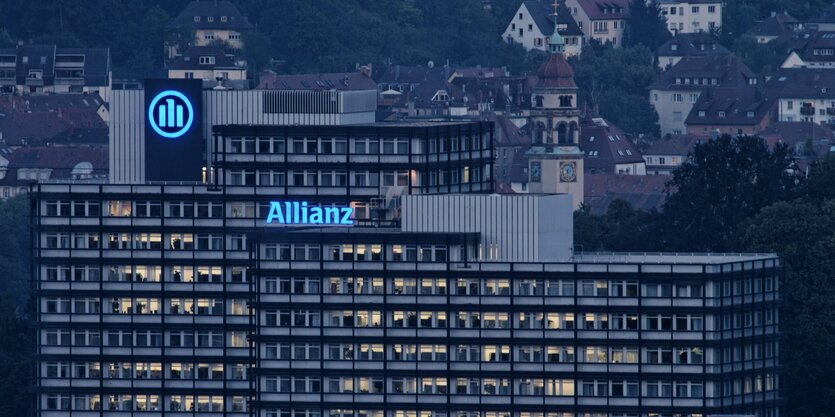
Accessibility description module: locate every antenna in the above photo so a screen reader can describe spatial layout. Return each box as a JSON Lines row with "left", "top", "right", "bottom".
{"left": 552, "top": 0, "right": 559, "bottom": 33}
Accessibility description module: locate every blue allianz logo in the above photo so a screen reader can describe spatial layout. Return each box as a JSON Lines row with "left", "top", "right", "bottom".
{"left": 266, "top": 201, "right": 354, "bottom": 226}
{"left": 148, "top": 90, "right": 194, "bottom": 139}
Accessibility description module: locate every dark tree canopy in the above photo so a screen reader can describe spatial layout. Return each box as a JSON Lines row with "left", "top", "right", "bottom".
{"left": 738, "top": 199, "right": 835, "bottom": 417}
{"left": 569, "top": 43, "right": 660, "bottom": 139}
{"left": 624, "top": 0, "right": 671, "bottom": 52}
{"left": 660, "top": 135, "right": 801, "bottom": 251}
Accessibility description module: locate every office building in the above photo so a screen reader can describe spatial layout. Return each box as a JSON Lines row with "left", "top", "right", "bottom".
{"left": 33, "top": 79, "right": 781, "bottom": 417}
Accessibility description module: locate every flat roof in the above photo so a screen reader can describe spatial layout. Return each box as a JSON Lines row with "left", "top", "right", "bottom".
{"left": 573, "top": 252, "right": 778, "bottom": 265}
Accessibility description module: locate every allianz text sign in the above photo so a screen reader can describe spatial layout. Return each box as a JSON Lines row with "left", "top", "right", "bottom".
{"left": 266, "top": 202, "right": 354, "bottom": 226}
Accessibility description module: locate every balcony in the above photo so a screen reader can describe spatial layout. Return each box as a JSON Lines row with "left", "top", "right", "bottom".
{"left": 800, "top": 105, "right": 815, "bottom": 116}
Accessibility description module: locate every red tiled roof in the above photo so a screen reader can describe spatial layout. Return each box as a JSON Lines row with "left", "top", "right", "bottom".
{"left": 535, "top": 53, "right": 576, "bottom": 88}
{"left": 584, "top": 173, "right": 668, "bottom": 214}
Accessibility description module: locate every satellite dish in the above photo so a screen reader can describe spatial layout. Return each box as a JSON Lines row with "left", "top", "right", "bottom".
{"left": 427, "top": 60, "right": 435, "bottom": 68}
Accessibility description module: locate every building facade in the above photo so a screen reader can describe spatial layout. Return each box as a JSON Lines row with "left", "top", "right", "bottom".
{"left": 503, "top": 1, "right": 584, "bottom": 56}
{"left": 33, "top": 80, "right": 782, "bottom": 417}
{"left": 658, "top": 0, "right": 722, "bottom": 34}
{"left": 564, "top": 0, "right": 630, "bottom": 47}
{"left": 0, "top": 45, "right": 111, "bottom": 100}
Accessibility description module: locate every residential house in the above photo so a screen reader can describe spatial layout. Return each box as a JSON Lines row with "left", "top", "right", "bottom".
{"left": 781, "top": 31, "right": 835, "bottom": 69}
{"left": 761, "top": 121, "right": 833, "bottom": 172}
{"left": 0, "top": 94, "right": 109, "bottom": 146}
{"left": 493, "top": 115, "right": 533, "bottom": 193}
{"left": 0, "top": 146, "right": 108, "bottom": 198}
{"left": 168, "top": 46, "right": 247, "bottom": 89}
{"left": 579, "top": 117, "right": 646, "bottom": 175}
{"left": 766, "top": 68, "right": 835, "bottom": 124}
{"left": 685, "top": 86, "right": 775, "bottom": 136}
{"left": 642, "top": 134, "right": 703, "bottom": 174}
{"left": 656, "top": 32, "right": 730, "bottom": 70}
{"left": 649, "top": 55, "right": 758, "bottom": 135}
{"left": 565, "top": 0, "right": 630, "bottom": 47}
{"left": 744, "top": 12, "right": 801, "bottom": 44}
{"left": 0, "top": 45, "right": 111, "bottom": 101}
{"left": 167, "top": 0, "right": 254, "bottom": 59}
{"left": 658, "top": 0, "right": 722, "bottom": 34}
{"left": 583, "top": 173, "right": 668, "bottom": 214}
{"left": 502, "top": 1, "right": 584, "bottom": 56}
{"left": 374, "top": 65, "right": 448, "bottom": 94}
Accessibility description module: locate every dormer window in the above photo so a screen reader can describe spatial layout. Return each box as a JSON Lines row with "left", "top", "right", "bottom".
{"left": 199, "top": 56, "right": 216, "bottom": 65}
{"left": 747, "top": 111, "right": 755, "bottom": 118}
{"left": 718, "top": 111, "right": 726, "bottom": 118}
{"left": 194, "top": 16, "right": 200, "bottom": 22}
{"left": 207, "top": 16, "right": 214, "bottom": 22}
{"left": 671, "top": 44, "right": 678, "bottom": 51}
{"left": 698, "top": 111, "right": 706, "bottom": 117}
{"left": 221, "top": 16, "right": 228, "bottom": 22}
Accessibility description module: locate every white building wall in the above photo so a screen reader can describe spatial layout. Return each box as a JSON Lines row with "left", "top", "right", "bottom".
{"left": 402, "top": 194, "right": 574, "bottom": 262}
{"left": 661, "top": 1, "right": 722, "bottom": 34}
{"left": 650, "top": 88, "right": 701, "bottom": 135}
{"left": 778, "top": 97, "right": 835, "bottom": 124}
{"left": 502, "top": 3, "right": 583, "bottom": 56}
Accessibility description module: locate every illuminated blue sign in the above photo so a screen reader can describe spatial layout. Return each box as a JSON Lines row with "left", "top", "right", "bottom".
{"left": 266, "top": 202, "right": 354, "bottom": 226}
{"left": 148, "top": 90, "right": 194, "bottom": 139}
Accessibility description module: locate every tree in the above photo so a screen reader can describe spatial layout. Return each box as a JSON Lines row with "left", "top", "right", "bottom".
{"left": 738, "top": 199, "right": 835, "bottom": 417}
{"left": 660, "top": 135, "right": 801, "bottom": 251}
{"left": 800, "top": 155, "right": 835, "bottom": 203}
{"left": 624, "top": 0, "right": 670, "bottom": 52}
{"left": 574, "top": 200, "right": 664, "bottom": 252}
{"left": 570, "top": 43, "right": 661, "bottom": 139}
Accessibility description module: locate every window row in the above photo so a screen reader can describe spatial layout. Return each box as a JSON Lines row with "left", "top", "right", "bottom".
{"left": 224, "top": 135, "right": 487, "bottom": 156}
{"left": 43, "top": 297, "right": 249, "bottom": 316}
{"left": 42, "top": 330, "right": 247, "bottom": 348}
{"left": 263, "top": 310, "right": 709, "bottom": 331}
{"left": 260, "top": 376, "right": 708, "bottom": 398}
{"left": 227, "top": 169, "right": 411, "bottom": 187}
{"left": 44, "top": 394, "right": 238, "bottom": 412}
{"left": 44, "top": 361, "right": 248, "bottom": 381}
{"left": 43, "top": 265, "right": 246, "bottom": 283}
{"left": 263, "top": 343, "right": 709, "bottom": 365}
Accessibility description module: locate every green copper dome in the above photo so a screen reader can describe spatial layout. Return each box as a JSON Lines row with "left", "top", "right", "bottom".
{"left": 549, "top": 29, "right": 564, "bottom": 54}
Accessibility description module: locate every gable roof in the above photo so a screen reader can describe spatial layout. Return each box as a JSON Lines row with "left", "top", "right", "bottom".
{"left": 765, "top": 68, "right": 835, "bottom": 99}
{"left": 685, "top": 87, "right": 774, "bottom": 126}
{"left": 643, "top": 134, "right": 703, "bottom": 156}
{"left": 0, "top": 94, "right": 108, "bottom": 146}
{"left": 574, "top": 0, "right": 631, "bottom": 20}
{"left": 520, "top": 1, "right": 584, "bottom": 37}
{"left": 744, "top": 12, "right": 799, "bottom": 39}
{"left": 0, "top": 146, "right": 109, "bottom": 186}
{"left": 257, "top": 70, "right": 377, "bottom": 91}
{"left": 656, "top": 33, "right": 730, "bottom": 58}
{"left": 170, "top": 0, "right": 254, "bottom": 30}
{"left": 783, "top": 31, "right": 835, "bottom": 64}
{"left": 760, "top": 121, "right": 833, "bottom": 148}
{"left": 649, "top": 55, "right": 757, "bottom": 90}
{"left": 580, "top": 118, "right": 644, "bottom": 173}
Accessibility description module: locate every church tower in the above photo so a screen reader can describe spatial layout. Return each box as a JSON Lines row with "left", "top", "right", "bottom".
{"left": 526, "top": 0, "right": 584, "bottom": 209}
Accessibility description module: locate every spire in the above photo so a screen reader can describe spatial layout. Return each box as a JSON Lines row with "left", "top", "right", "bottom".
{"left": 549, "top": 0, "right": 565, "bottom": 54}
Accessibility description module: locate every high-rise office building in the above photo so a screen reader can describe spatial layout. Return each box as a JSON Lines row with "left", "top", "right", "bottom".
{"left": 33, "top": 81, "right": 781, "bottom": 417}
